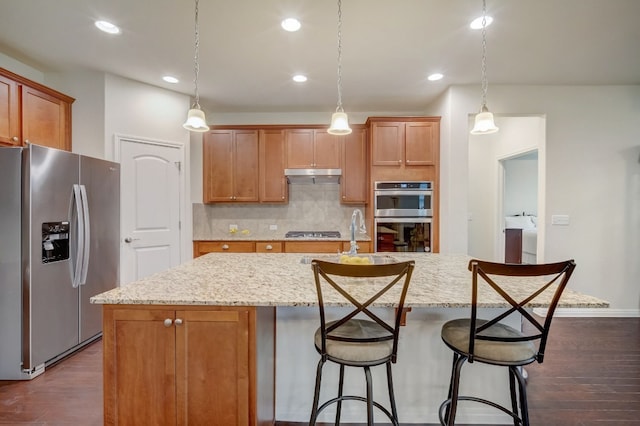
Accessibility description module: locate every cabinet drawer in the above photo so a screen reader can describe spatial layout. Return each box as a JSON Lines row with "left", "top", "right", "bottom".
{"left": 284, "top": 241, "right": 343, "bottom": 253}
{"left": 194, "top": 241, "right": 255, "bottom": 256}
{"left": 341, "top": 241, "right": 372, "bottom": 253}
{"left": 256, "top": 242, "right": 283, "bottom": 253}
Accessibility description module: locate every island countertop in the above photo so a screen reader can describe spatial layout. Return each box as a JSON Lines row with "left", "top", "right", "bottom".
{"left": 91, "top": 253, "right": 608, "bottom": 309}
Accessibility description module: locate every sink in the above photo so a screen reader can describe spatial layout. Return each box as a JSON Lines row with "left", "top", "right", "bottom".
{"left": 300, "top": 254, "right": 397, "bottom": 265}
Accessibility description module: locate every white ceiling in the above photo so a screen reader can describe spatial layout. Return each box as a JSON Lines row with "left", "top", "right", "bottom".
{"left": 1, "top": 0, "right": 639, "bottom": 114}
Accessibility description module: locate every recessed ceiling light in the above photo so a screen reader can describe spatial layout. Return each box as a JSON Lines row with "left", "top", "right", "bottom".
{"left": 163, "top": 76, "right": 179, "bottom": 84}
{"left": 470, "top": 15, "right": 494, "bottom": 30}
{"left": 428, "top": 73, "right": 444, "bottom": 81}
{"left": 281, "top": 18, "right": 301, "bottom": 32}
{"left": 292, "top": 74, "right": 308, "bottom": 83}
{"left": 95, "top": 20, "right": 121, "bottom": 35}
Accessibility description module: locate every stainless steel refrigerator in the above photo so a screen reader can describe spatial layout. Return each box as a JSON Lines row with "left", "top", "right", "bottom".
{"left": 0, "top": 144, "right": 120, "bottom": 380}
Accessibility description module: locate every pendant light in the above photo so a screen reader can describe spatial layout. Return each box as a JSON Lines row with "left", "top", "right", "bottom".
{"left": 327, "top": 0, "right": 352, "bottom": 135}
{"left": 470, "top": 0, "right": 499, "bottom": 135}
{"left": 183, "top": 0, "right": 210, "bottom": 132}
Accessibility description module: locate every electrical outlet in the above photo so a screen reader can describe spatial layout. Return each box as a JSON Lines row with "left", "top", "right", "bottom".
{"left": 229, "top": 224, "right": 238, "bottom": 231}
{"left": 269, "top": 224, "right": 278, "bottom": 231}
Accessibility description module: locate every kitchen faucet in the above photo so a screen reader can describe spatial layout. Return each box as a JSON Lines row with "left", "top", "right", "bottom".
{"left": 348, "top": 209, "right": 366, "bottom": 255}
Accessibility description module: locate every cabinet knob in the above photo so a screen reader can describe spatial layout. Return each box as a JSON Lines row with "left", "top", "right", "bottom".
{"left": 174, "top": 318, "right": 183, "bottom": 326}
{"left": 12, "top": 136, "right": 19, "bottom": 142}
{"left": 164, "top": 319, "right": 173, "bottom": 327}
{"left": 398, "top": 159, "right": 401, "bottom": 163}
{"left": 222, "top": 244, "right": 229, "bottom": 250}
{"left": 25, "top": 139, "right": 31, "bottom": 144}
{"left": 265, "top": 244, "right": 273, "bottom": 250}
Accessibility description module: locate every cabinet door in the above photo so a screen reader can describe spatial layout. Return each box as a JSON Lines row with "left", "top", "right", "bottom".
{"left": 233, "top": 130, "right": 259, "bottom": 202}
{"left": 371, "top": 122, "right": 404, "bottom": 166}
{"left": 313, "top": 130, "right": 341, "bottom": 169}
{"left": 21, "top": 85, "right": 71, "bottom": 151}
{"left": 203, "top": 130, "right": 234, "bottom": 202}
{"left": 341, "top": 128, "right": 368, "bottom": 203}
{"left": 285, "top": 129, "right": 314, "bottom": 168}
{"left": 0, "top": 75, "right": 20, "bottom": 146}
{"left": 259, "top": 129, "right": 288, "bottom": 202}
{"left": 405, "top": 121, "right": 438, "bottom": 166}
{"left": 176, "top": 309, "right": 250, "bottom": 426}
{"left": 103, "top": 308, "right": 177, "bottom": 426}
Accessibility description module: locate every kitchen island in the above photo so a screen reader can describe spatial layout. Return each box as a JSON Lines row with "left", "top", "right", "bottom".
{"left": 92, "top": 253, "right": 607, "bottom": 425}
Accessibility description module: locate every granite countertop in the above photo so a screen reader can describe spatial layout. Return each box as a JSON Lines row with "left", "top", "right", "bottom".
{"left": 91, "top": 253, "right": 609, "bottom": 309}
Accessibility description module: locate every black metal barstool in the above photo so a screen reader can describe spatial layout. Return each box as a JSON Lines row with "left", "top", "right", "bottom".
{"left": 438, "top": 259, "right": 576, "bottom": 426}
{"left": 309, "top": 259, "right": 415, "bottom": 426}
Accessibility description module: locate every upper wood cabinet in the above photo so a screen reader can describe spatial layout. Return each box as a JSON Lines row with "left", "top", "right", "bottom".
{"left": 369, "top": 118, "right": 439, "bottom": 167}
{"left": 259, "top": 129, "right": 288, "bottom": 203}
{"left": 203, "top": 129, "right": 259, "bottom": 203}
{"left": 0, "top": 67, "right": 74, "bottom": 151}
{"left": 285, "top": 128, "right": 341, "bottom": 169}
{"left": 340, "top": 127, "right": 368, "bottom": 204}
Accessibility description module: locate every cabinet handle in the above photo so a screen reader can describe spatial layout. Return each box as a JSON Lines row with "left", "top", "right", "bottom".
{"left": 265, "top": 244, "right": 273, "bottom": 250}
{"left": 222, "top": 244, "right": 229, "bottom": 250}
{"left": 12, "top": 136, "right": 19, "bottom": 142}
{"left": 174, "top": 318, "right": 183, "bottom": 326}
{"left": 164, "top": 319, "right": 173, "bottom": 327}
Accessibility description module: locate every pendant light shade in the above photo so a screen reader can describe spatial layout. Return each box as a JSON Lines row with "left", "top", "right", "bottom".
{"left": 183, "top": 0, "right": 210, "bottom": 133}
{"left": 327, "top": 0, "right": 352, "bottom": 136}
{"left": 470, "top": 106, "right": 499, "bottom": 135}
{"left": 470, "top": 0, "right": 498, "bottom": 136}
{"left": 328, "top": 112, "right": 352, "bottom": 135}
{"left": 183, "top": 108, "right": 210, "bottom": 132}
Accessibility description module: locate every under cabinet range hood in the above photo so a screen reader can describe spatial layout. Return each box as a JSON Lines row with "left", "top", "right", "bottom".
{"left": 284, "top": 168, "right": 342, "bottom": 184}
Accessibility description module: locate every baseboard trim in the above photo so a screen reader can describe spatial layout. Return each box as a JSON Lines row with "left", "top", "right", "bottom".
{"left": 533, "top": 307, "right": 640, "bottom": 317}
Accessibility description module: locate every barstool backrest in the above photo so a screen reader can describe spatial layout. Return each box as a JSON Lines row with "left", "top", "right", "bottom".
{"left": 468, "top": 259, "right": 576, "bottom": 363}
{"left": 311, "top": 259, "right": 415, "bottom": 362}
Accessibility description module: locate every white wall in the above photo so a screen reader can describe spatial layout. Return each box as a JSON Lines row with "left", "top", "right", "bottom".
{"left": 504, "top": 153, "right": 538, "bottom": 216}
{"left": 438, "top": 84, "right": 640, "bottom": 313}
{"left": 46, "top": 70, "right": 106, "bottom": 158}
{"left": 467, "top": 116, "right": 542, "bottom": 261}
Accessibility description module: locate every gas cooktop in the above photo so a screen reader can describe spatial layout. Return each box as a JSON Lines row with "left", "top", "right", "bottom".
{"left": 285, "top": 231, "right": 341, "bottom": 239}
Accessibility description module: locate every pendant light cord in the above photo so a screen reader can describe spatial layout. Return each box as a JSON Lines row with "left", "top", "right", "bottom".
{"left": 192, "top": 0, "right": 202, "bottom": 109}
{"left": 480, "top": 0, "right": 489, "bottom": 110}
{"left": 335, "top": 0, "right": 344, "bottom": 113}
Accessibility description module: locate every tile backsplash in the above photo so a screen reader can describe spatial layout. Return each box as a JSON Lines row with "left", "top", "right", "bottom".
{"left": 193, "top": 184, "right": 367, "bottom": 239}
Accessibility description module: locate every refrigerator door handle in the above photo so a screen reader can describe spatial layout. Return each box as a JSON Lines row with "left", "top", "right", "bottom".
{"left": 72, "top": 184, "right": 85, "bottom": 288}
{"left": 79, "top": 184, "right": 90, "bottom": 286}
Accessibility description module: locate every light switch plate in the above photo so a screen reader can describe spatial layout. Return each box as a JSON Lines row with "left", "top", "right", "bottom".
{"left": 269, "top": 224, "right": 278, "bottom": 230}
{"left": 551, "top": 215, "right": 570, "bottom": 226}
{"left": 229, "top": 224, "right": 238, "bottom": 231}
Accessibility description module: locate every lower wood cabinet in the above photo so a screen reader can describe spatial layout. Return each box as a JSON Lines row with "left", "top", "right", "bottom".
{"left": 194, "top": 240, "right": 371, "bottom": 257}
{"left": 102, "top": 305, "right": 275, "bottom": 426}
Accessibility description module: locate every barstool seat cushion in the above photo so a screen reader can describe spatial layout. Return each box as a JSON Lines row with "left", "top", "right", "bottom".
{"left": 314, "top": 319, "right": 393, "bottom": 363}
{"left": 442, "top": 318, "right": 536, "bottom": 363}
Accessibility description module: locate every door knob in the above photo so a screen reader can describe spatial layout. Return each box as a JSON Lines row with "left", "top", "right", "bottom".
{"left": 124, "top": 237, "right": 140, "bottom": 243}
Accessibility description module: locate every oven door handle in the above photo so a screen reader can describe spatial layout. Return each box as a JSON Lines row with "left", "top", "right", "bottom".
{"left": 374, "top": 190, "right": 433, "bottom": 197}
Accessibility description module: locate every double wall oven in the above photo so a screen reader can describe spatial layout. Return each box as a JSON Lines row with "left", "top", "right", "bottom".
{"left": 374, "top": 181, "right": 433, "bottom": 253}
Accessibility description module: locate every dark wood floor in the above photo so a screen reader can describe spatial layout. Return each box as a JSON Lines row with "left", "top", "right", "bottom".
{"left": 1, "top": 317, "right": 639, "bottom": 425}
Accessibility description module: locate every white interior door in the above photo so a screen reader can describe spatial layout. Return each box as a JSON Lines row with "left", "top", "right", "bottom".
{"left": 118, "top": 137, "right": 182, "bottom": 285}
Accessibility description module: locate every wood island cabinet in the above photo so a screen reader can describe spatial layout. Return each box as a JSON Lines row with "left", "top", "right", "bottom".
{"left": 102, "top": 305, "right": 275, "bottom": 426}
{"left": 285, "top": 128, "right": 341, "bottom": 169}
{"left": 1, "top": 67, "right": 74, "bottom": 150}
{"left": 203, "top": 130, "right": 259, "bottom": 203}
